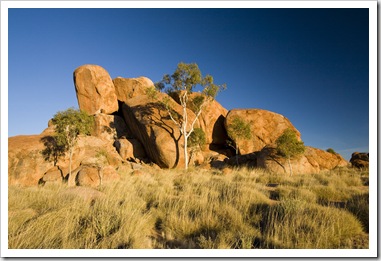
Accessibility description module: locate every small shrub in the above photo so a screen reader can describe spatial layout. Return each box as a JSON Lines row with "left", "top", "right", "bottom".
{"left": 145, "top": 86, "right": 158, "bottom": 100}
{"left": 326, "top": 148, "right": 337, "bottom": 154}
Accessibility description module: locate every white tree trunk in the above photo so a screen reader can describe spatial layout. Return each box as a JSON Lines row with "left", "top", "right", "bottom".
{"left": 181, "top": 92, "right": 189, "bottom": 170}
{"left": 184, "top": 126, "right": 188, "bottom": 170}
{"left": 288, "top": 157, "right": 293, "bottom": 176}
{"left": 166, "top": 91, "right": 208, "bottom": 170}
{"left": 236, "top": 144, "right": 239, "bottom": 165}
{"left": 68, "top": 147, "right": 75, "bottom": 187}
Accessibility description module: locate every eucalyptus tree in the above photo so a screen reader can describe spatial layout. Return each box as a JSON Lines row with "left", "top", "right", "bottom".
{"left": 157, "top": 62, "right": 226, "bottom": 169}
{"left": 226, "top": 116, "right": 252, "bottom": 165}
{"left": 275, "top": 128, "right": 305, "bottom": 176}
{"left": 51, "top": 108, "right": 94, "bottom": 180}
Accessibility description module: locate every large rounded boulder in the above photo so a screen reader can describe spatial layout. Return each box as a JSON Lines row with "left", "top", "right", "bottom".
{"left": 114, "top": 138, "right": 147, "bottom": 162}
{"left": 9, "top": 134, "right": 55, "bottom": 186}
{"left": 121, "top": 92, "right": 199, "bottom": 168}
{"left": 225, "top": 109, "right": 301, "bottom": 154}
{"left": 257, "top": 146, "right": 348, "bottom": 175}
{"left": 113, "top": 76, "right": 155, "bottom": 102}
{"left": 170, "top": 92, "right": 229, "bottom": 148}
{"left": 350, "top": 152, "right": 369, "bottom": 169}
{"left": 73, "top": 64, "right": 118, "bottom": 115}
{"left": 93, "top": 113, "right": 129, "bottom": 142}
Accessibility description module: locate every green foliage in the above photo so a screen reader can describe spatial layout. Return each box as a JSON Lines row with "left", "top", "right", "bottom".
{"left": 42, "top": 108, "right": 94, "bottom": 167}
{"left": 164, "top": 62, "right": 202, "bottom": 92}
{"left": 52, "top": 107, "right": 94, "bottom": 150}
{"left": 145, "top": 86, "right": 158, "bottom": 100}
{"left": 187, "top": 128, "right": 206, "bottom": 166}
{"left": 189, "top": 95, "right": 205, "bottom": 113}
{"left": 275, "top": 128, "right": 305, "bottom": 159}
{"left": 157, "top": 62, "right": 226, "bottom": 100}
{"left": 50, "top": 108, "right": 94, "bottom": 178}
{"left": 275, "top": 129, "right": 305, "bottom": 176}
{"left": 156, "top": 62, "right": 226, "bottom": 169}
{"left": 41, "top": 136, "right": 66, "bottom": 166}
{"left": 154, "top": 82, "right": 165, "bottom": 92}
{"left": 226, "top": 117, "right": 252, "bottom": 156}
{"left": 227, "top": 117, "right": 252, "bottom": 142}
{"left": 326, "top": 148, "right": 337, "bottom": 154}
{"left": 201, "top": 74, "right": 226, "bottom": 100}
{"left": 188, "top": 128, "right": 206, "bottom": 150}
{"left": 162, "top": 96, "right": 181, "bottom": 121}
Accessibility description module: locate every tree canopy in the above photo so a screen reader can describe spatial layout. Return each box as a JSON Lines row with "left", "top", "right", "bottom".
{"left": 226, "top": 116, "right": 252, "bottom": 158}
{"left": 52, "top": 108, "right": 94, "bottom": 147}
{"left": 275, "top": 128, "right": 305, "bottom": 176}
{"left": 51, "top": 108, "right": 94, "bottom": 184}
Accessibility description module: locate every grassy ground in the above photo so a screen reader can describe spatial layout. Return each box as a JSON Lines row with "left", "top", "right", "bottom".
{"left": 8, "top": 166, "right": 369, "bottom": 249}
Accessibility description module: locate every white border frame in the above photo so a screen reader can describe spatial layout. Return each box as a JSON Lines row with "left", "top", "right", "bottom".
{"left": 1, "top": 1, "right": 377, "bottom": 258}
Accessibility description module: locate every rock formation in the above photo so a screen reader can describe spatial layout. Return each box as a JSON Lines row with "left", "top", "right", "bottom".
{"left": 350, "top": 152, "right": 369, "bottom": 169}
{"left": 170, "top": 92, "right": 229, "bottom": 147}
{"left": 113, "top": 76, "right": 155, "bottom": 102}
{"left": 8, "top": 64, "right": 356, "bottom": 186}
{"left": 93, "top": 113, "right": 129, "bottom": 142}
{"left": 114, "top": 138, "right": 147, "bottom": 162}
{"left": 74, "top": 64, "right": 118, "bottom": 114}
{"left": 9, "top": 134, "right": 54, "bottom": 186}
{"left": 304, "top": 147, "right": 348, "bottom": 170}
{"left": 121, "top": 92, "right": 199, "bottom": 168}
{"left": 75, "top": 164, "right": 102, "bottom": 188}
{"left": 256, "top": 146, "right": 348, "bottom": 175}
{"left": 40, "top": 166, "right": 64, "bottom": 185}
{"left": 8, "top": 131, "right": 124, "bottom": 187}
{"left": 226, "top": 145, "right": 348, "bottom": 175}
{"left": 225, "top": 109, "right": 301, "bottom": 154}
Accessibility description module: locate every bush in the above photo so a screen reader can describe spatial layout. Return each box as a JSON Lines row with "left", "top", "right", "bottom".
{"left": 326, "top": 148, "right": 337, "bottom": 154}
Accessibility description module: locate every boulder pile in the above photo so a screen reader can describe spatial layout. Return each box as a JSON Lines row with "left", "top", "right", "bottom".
{"left": 350, "top": 152, "right": 369, "bottom": 169}
{"left": 9, "top": 64, "right": 356, "bottom": 187}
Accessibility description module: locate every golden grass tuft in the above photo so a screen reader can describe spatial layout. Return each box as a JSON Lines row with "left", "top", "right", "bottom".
{"left": 8, "top": 166, "right": 368, "bottom": 249}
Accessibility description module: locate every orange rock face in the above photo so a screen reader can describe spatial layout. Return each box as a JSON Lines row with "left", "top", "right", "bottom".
{"left": 75, "top": 165, "right": 101, "bottom": 187}
{"left": 8, "top": 134, "right": 54, "bottom": 186}
{"left": 257, "top": 146, "right": 348, "bottom": 175}
{"left": 304, "top": 147, "right": 348, "bottom": 170}
{"left": 8, "top": 133, "right": 124, "bottom": 187}
{"left": 93, "top": 113, "right": 129, "bottom": 142}
{"left": 225, "top": 109, "right": 301, "bottom": 154}
{"left": 113, "top": 76, "right": 155, "bottom": 102}
{"left": 170, "top": 92, "right": 229, "bottom": 147}
{"left": 73, "top": 64, "right": 118, "bottom": 115}
{"left": 41, "top": 166, "right": 63, "bottom": 184}
{"left": 114, "top": 138, "right": 147, "bottom": 161}
{"left": 121, "top": 92, "right": 198, "bottom": 168}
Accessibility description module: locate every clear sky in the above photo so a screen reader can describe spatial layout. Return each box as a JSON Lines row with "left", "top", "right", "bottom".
{"left": 7, "top": 7, "right": 370, "bottom": 160}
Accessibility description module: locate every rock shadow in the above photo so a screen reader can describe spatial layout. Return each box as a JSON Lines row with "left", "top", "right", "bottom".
{"left": 40, "top": 135, "right": 66, "bottom": 166}
{"left": 122, "top": 101, "right": 182, "bottom": 168}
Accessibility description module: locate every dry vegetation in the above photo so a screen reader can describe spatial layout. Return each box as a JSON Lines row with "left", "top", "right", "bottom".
{"left": 8, "top": 166, "right": 369, "bottom": 249}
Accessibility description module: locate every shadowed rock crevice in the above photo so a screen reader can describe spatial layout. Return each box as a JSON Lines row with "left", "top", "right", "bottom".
{"left": 121, "top": 100, "right": 183, "bottom": 168}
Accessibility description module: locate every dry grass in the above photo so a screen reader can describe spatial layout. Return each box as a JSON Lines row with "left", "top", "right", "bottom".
{"left": 8, "top": 166, "right": 369, "bottom": 249}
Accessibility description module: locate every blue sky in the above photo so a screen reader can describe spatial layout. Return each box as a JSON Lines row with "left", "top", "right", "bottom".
{"left": 7, "top": 7, "right": 370, "bottom": 160}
